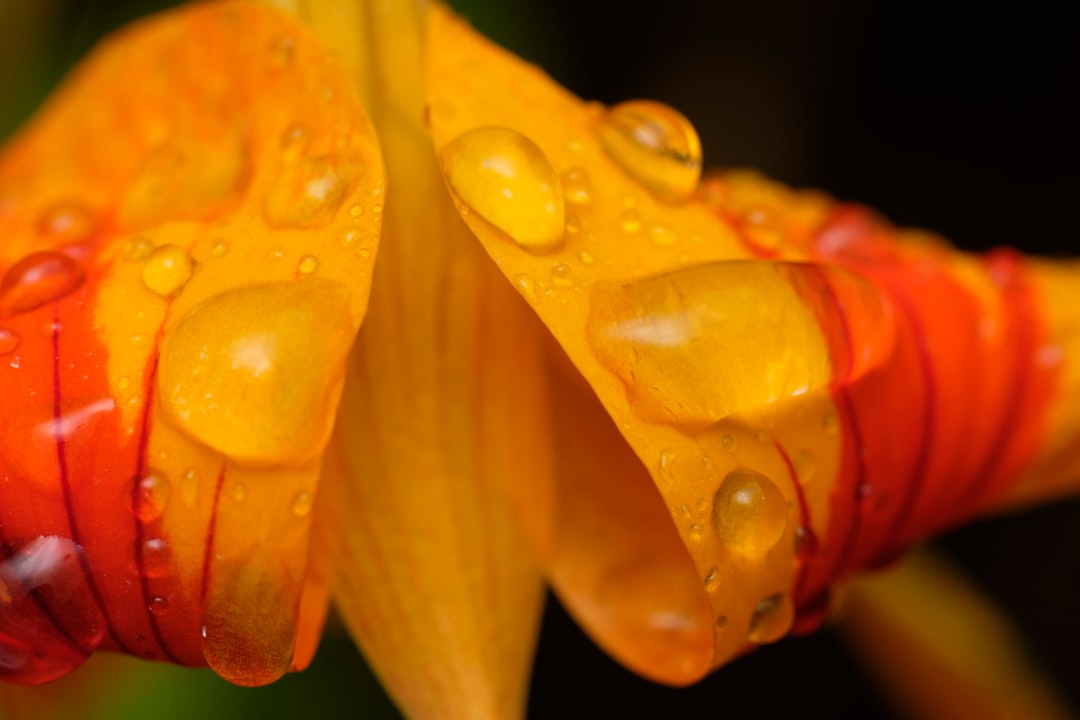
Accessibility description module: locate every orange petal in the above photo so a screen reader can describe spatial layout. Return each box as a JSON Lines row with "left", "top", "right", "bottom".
{"left": 0, "top": 1, "right": 382, "bottom": 685}
{"left": 842, "top": 550, "right": 1073, "bottom": 720}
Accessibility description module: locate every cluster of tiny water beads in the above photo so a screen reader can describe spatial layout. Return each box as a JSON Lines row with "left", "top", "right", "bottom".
{"left": 440, "top": 99, "right": 797, "bottom": 645}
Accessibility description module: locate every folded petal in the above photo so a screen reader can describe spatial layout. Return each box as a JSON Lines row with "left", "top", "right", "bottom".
{"left": 426, "top": 2, "right": 1080, "bottom": 683}
{"left": 0, "top": 1, "right": 382, "bottom": 685}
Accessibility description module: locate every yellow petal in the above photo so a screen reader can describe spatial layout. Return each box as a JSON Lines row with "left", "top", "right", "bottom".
{"left": 274, "top": 2, "right": 551, "bottom": 716}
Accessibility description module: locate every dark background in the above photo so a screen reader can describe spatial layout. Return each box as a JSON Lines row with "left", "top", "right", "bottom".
{"left": 1, "top": 1, "right": 1078, "bottom": 718}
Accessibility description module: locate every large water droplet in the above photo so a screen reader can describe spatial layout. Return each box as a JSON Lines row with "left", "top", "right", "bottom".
{"left": 158, "top": 279, "right": 354, "bottom": 466}
{"left": 441, "top": 127, "right": 566, "bottom": 253}
{"left": 142, "top": 244, "right": 193, "bottom": 297}
{"left": 0, "top": 537, "right": 105, "bottom": 684}
{"left": 596, "top": 100, "right": 702, "bottom": 202}
{"left": 586, "top": 261, "right": 834, "bottom": 433}
{"left": 712, "top": 469, "right": 788, "bottom": 554}
{"left": 0, "top": 251, "right": 85, "bottom": 315}
{"left": 263, "top": 155, "right": 355, "bottom": 229}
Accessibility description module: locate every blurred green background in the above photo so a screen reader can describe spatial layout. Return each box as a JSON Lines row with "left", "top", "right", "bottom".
{"left": 1, "top": 1, "right": 1078, "bottom": 718}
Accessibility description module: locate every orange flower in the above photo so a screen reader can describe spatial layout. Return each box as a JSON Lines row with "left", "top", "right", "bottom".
{"left": 1, "top": 1, "right": 1078, "bottom": 717}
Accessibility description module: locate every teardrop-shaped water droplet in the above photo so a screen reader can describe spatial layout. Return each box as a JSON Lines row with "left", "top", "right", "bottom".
{"left": 297, "top": 255, "right": 319, "bottom": 274}
{"left": 596, "top": 100, "right": 702, "bottom": 202}
{"left": 142, "top": 244, "right": 193, "bottom": 297}
{"left": 0, "top": 251, "right": 85, "bottom": 315}
{"left": 158, "top": 279, "right": 354, "bottom": 466}
{"left": 712, "top": 469, "right": 788, "bottom": 554}
{"left": 0, "top": 537, "right": 105, "bottom": 684}
{"left": 441, "top": 127, "right": 566, "bottom": 254}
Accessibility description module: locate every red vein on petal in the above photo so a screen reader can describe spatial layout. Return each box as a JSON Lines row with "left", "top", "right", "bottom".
{"left": 777, "top": 442, "right": 817, "bottom": 600}
{"left": 200, "top": 465, "right": 226, "bottom": 603}
{"left": 50, "top": 307, "right": 130, "bottom": 655}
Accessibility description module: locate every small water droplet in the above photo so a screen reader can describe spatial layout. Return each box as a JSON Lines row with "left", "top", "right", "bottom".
{"left": 292, "top": 491, "right": 313, "bottom": 517}
{"left": 140, "top": 538, "right": 172, "bottom": 578}
{"left": 721, "top": 435, "right": 737, "bottom": 451}
{"left": 148, "top": 596, "right": 169, "bottom": 616}
{"left": 0, "top": 251, "right": 85, "bottom": 315}
{"left": 297, "top": 255, "right": 319, "bottom": 274}
{"left": 39, "top": 319, "right": 62, "bottom": 338}
{"left": 232, "top": 483, "right": 247, "bottom": 502}
{"left": 712, "top": 469, "right": 788, "bottom": 554}
{"left": 124, "top": 237, "right": 156, "bottom": 261}
{"left": 372, "top": 204, "right": 382, "bottom": 214}
{"left": 142, "top": 245, "right": 193, "bottom": 297}
{"left": 561, "top": 166, "right": 592, "bottom": 205}
{"left": 565, "top": 214, "right": 582, "bottom": 235}
{"left": 279, "top": 123, "right": 309, "bottom": 163}
{"left": 341, "top": 227, "right": 360, "bottom": 245}
{"left": 689, "top": 523, "right": 704, "bottom": 541}
{"left": 268, "top": 35, "right": 295, "bottom": 69}
{"left": 210, "top": 240, "right": 229, "bottom": 258}
{"left": 359, "top": 247, "right": 371, "bottom": 259}
{"left": 619, "top": 209, "right": 641, "bottom": 233}
{"left": 513, "top": 274, "right": 537, "bottom": 302}
{"left": 823, "top": 412, "right": 839, "bottom": 435}
{"left": 550, "top": 263, "right": 573, "bottom": 286}
{"left": 0, "top": 327, "right": 20, "bottom": 355}
{"left": 648, "top": 223, "right": 678, "bottom": 247}
{"left": 658, "top": 448, "right": 675, "bottom": 480}
{"left": 264, "top": 155, "right": 355, "bottom": 229}
{"left": 578, "top": 250, "right": 595, "bottom": 265}
{"left": 441, "top": 127, "right": 566, "bottom": 254}
{"left": 794, "top": 525, "right": 819, "bottom": 555}
{"left": 38, "top": 202, "right": 96, "bottom": 244}
{"left": 349, "top": 203, "right": 363, "bottom": 219}
{"left": 133, "top": 471, "right": 170, "bottom": 523}
{"left": 747, "top": 593, "right": 792, "bottom": 644}
{"left": 704, "top": 567, "right": 721, "bottom": 592}
{"left": 596, "top": 100, "right": 703, "bottom": 202}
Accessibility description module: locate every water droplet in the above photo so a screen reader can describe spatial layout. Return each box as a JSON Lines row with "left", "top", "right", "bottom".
{"left": 648, "top": 223, "right": 678, "bottom": 247}
{"left": 124, "top": 237, "right": 156, "bottom": 261}
{"left": 140, "top": 538, "right": 172, "bottom": 578}
{"left": 142, "top": 245, "right": 193, "bottom": 297}
{"left": 0, "top": 537, "right": 104, "bottom": 684}
{"left": 823, "top": 412, "right": 839, "bottom": 435}
{"left": 292, "top": 491, "right": 313, "bottom": 517}
{"left": 721, "top": 435, "right": 737, "bottom": 451}
{"left": 349, "top": 203, "right": 363, "bottom": 219}
{"left": 658, "top": 448, "right": 675, "bottom": 480}
{"left": 271, "top": 247, "right": 285, "bottom": 260}
{"left": 341, "top": 227, "right": 360, "bottom": 245}
{"left": 794, "top": 525, "right": 819, "bottom": 555}
{"left": 232, "top": 483, "right": 247, "bottom": 502}
{"left": 619, "top": 209, "right": 641, "bottom": 233}
{"left": 38, "top": 202, "right": 96, "bottom": 244}
{"left": 587, "top": 262, "right": 834, "bottom": 433}
{"left": 561, "top": 166, "right": 592, "bottom": 205}
{"left": 148, "top": 596, "right": 169, "bottom": 616}
{"left": 158, "top": 280, "right": 354, "bottom": 466}
{"left": 747, "top": 593, "right": 792, "bottom": 644}
{"left": 0, "top": 251, "right": 85, "bottom": 315}
{"left": 565, "top": 214, "right": 582, "bottom": 235}
{"left": 268, "top": 35, "right": 295, "bottom": 69}
{"left": 211, "top": 240, "right": 229, "bottom": 258}
{"left": 263, "top": 155, "right": 355, "bottom": 229}
{"left": 279, "top": 123, "right": 309, "bottom": 163}
{"left": 297, "top": 255, "right": 319, "bottom": 274}
{"left": 578, "top": 250, "right": 595, "bottom": 265}
{"left": 441, "top": 127, "right": 566, "bottom": 254}
{"left": 133, "top": 470, "right": 170, "bottom": 523}
{"left": 0, "top": 327, "right": 20, "bottom": 355}
{"left": 689, "top": 524, "right": 704, "bottom": 541}
{"left": 596, "top": 100, "right": 703, "bottom": 202}
{"left": 712, "top": 469, "right": 788, "bottom": 554}
{"left": 550, "top": 263, "right": 573, "bottom": 286}
{"left": 704, "top": 567, "right": 721, "bottom": 592}
{"left": 372, "top": 204, "right": 382, "bottom": 214}
{"left": 513, "top": 274, "right": 537, "bottom": 302}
